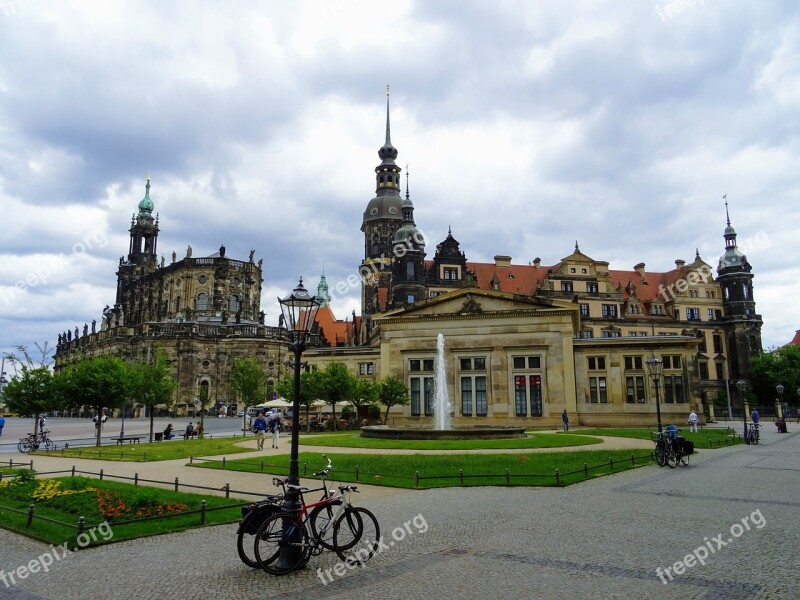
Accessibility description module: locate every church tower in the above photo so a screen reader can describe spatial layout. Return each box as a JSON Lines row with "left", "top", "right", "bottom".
{"left": 716, "top": 202, "right": 763, "bottom": 380}
{"left": 389, "top": 171, "right": 426, "bottom": 308}
{"left": 115, "top": 177, "right": 161, "bottom": 325}
{"left": 361, "top": 87, "right": 405, "bottom": 331}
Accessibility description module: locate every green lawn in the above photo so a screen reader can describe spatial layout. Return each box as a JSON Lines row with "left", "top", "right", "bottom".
{"left": 298, "top": 431, "right": 602, "bottom": 450}
{"left": 569, "top": 427, "right": 741, "bottom": 446}
{"left": 0, "top": 472, "right": 244, "bottom": 547}
{"left": 57, "top": 436, "right": 258, "bottom": 462}
{"left": 192, "top": 449, "right": 654, "bottom": 488}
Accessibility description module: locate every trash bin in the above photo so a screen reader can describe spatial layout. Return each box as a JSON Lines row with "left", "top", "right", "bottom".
{"left": 154, "top": 432, "right": 163, "bottom": 442}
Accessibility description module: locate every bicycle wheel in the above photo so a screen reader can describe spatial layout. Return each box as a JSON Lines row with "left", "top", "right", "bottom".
{"left": 752, "top": 428, "right": 759, "bottom": 445}
{"left": 237, "top": 514, "right": 263, "bottom": 569}
{"left": 43, "top": 438, "right": 53, "bottom": 451}
{"left": 655, "top": 443, "right": 666, "bottom": 467}
{"left": 309, "top": 500, "right": 342, "bottom": 551}
{"left": 334, "top": 507, "right": 380, "bottom": 566}
{"left": 254, "top": 512, "right": 308, "bottom": 575}
{"left": 666, "top": 447, "right": 678, "bottom": 469}
{"left": 680, "top": 453, "right": 690, "bottom": 466}
{"left": 17, "top": 439, "right": 31, "bottom": 453}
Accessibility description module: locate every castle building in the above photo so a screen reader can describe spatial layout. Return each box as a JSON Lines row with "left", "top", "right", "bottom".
{"left": 55, "top": 93, "right": 764, "bottom": 426}
{"left": 304, "top": 92, "right": 764, "bottom": 427}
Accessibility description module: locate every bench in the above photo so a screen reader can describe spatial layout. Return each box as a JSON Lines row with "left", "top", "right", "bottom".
{"left": 112, "top": 435, "right": 143, "bottom": 445}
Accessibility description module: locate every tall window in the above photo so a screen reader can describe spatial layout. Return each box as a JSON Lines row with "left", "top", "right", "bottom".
{"left": 589, "top": 377, "right": 607, "bottom": 403}
{"left": 580, "top": 304, "right": 590, "bottom": 317}
{"left": 699, "top": 362, "right": 709, "bottom": 379}
{"left": 588, "top": 356, "right": 606, "bottom": 370}
{"left": 443, "top": 267, "right": 458, "bottom": 280}
{"left": 713, "top": 334, "right": 722, "bottom": 353}
{"left": 406, "top": 262, "right": 415, "bottom": 280}
{"left": 625, "top": 376, "right": 645, "bottom": 403}
{"left": 196, "top": 293, "right": 209, "bottom": 311}
{"left": 409, "top": 358, "right": 434, "bottom": 417}
{"left": 686, "top": 308, "right": 700, "bottom": 320}
{"left": 511, "top": 356, "right": 543, "bottom": 417}
{"left": 459, "top": 357, "right": 487, "bottom": 417}
{"left": 561, "top": 281, "right": 573, "bottom": 292}
{"left": 359, "top": 362, "right": 374, "bottom": 376}
{"left": 602, "top": 304, "right": 617, "bottom": 318}
{"left": 228, "top": 295, "right": 240, "bottom": 312}
{"left": 586, "top": 282, "right": 598, "bottom": 293}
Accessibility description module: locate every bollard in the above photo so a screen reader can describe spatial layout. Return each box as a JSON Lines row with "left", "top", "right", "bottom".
{"left": 225, "top": 483, "right": 230, "bottom": 498}
{"left": 631, "top": 453, "right": 635, "bottom": 466}
{"left": 505, "top": 468, "right": 510, "bottom": 484}
{"left": 222, "top": 457, "right": 226, "bottom": 468}
{"left": 415, "top": 470, "right": 420, "bottom": 487}
{"left": 200, "top": 500, "right": 207, "bottom": 526}
{"left": 555, "top": 469, "right": 560, "bottom": 486}
{"left": 303, "top": 462, "right": 307, "bottom": 477}
{"left": 459, "top": 469, "right": 464, "bottom": 485}
{"left": 609, "top": 457, "right": 614, "bottom": 470}
{"left": 174, "top": 477, "right": 179, "bottom": 492}
{"left": 355, "top": 466, "right": 359, "bottom": 481}
{"left": 584, "top": 463, "right": 588, "bottom": 477}
{"left": 72, "top": 465, "right": 76, "bottom": 477}
{"left": 260, "top": 459, "right": 264, "bottom": 472}
{"left": 27, "top": 503, "right": 35, "bottom": 528}
{"left": 134, "top": 473, "right": 139, "bottom": 486}
{"left": 189, "top": 455, "right": 193, "bottom": 465}
{"left": 77, "top": 516, "right": 85, "bottom": 538}
{"left": 99, "top": 468, "right": 104, "bottom": 480}
{"left": 143, "top": 451, "right": 147, "bottom": 461}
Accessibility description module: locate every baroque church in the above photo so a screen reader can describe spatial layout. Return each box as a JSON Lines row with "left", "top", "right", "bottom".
{"left": 55, "top": 93, "right": 764, "bottom": 426}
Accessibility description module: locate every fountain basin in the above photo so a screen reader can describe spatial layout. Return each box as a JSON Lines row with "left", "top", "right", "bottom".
{"left": 360, "top": 425, "right": 527, "bottom": 440}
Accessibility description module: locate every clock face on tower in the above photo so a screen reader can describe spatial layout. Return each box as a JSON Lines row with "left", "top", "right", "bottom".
{"left": 364, "top": 272, "right": 378, "bottom": 286}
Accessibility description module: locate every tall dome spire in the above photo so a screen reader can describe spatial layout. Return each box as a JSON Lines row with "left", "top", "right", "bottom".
{"left": 378, "top": 84, "right": 398, "bottom": 163}
{"left": 363, "top": 86, "right": 404, "bottom": 226}
{"left": 138, "top": 177, "right": 154, "bottom": 216}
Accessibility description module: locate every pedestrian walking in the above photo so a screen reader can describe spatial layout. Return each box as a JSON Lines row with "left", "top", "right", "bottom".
{"left": 0, "top": 414, "right": 5, "bottom": 437}
{"left": 688, "top": 410, "right": 699, "bottom": 433}
{"left": 252, "top": 412, "right": 268, "bottom": 449}
{"left": 269, "top": 412, "right": 281, "bottom": 448}
{"left": 561, "top": 409, "right": 569, "bottom": 432}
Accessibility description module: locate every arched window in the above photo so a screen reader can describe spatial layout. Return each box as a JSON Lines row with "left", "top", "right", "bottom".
{"left": 406, "top": 261, "right": 415, "bottom": 281}
{"left": 228, "top": 295, "right": 240, "bottom": 312}
{"left": 196, "top": 293, "right": 208, "bottom": 310}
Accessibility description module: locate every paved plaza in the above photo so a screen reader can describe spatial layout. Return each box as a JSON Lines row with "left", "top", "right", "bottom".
{"left": 1, "top": 424, "right": 798, "bottom": 599}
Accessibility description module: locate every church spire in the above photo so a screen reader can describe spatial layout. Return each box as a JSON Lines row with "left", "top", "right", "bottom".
{"left": 374, "top": 84, "right": 400, "bottom": 196}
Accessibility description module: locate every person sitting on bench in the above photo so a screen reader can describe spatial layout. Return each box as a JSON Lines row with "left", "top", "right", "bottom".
{"left": 184, "top": 422, "right": 194, "bottom": 440}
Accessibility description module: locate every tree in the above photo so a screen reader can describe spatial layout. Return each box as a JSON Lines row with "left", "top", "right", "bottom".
{"left": 0, "top": 342, "right": 62, "bottom": 435}
{"left": 319, "top": 362, "right": 356, "bottom": 431}
{"left": 129, "top": 350, "right": 175, "bottom": 442}
{"left": 378, "top": 375, "right": 410, "bottom": 424}
{"left": 352, "top": 378, "right": 378, "bottom": 419}
{"left": 276, "top": 368, "right": 323, "bottom": 432}
{"left": 747, "top": 345, "right": 800, "bottom": 409}
{"left": 61, "top": 356, "right": 131, "bottom": 447}
{"left": 3, "top": 367, "right": 59, "bottom": 438}
{"left": 231, "top": 357, "right": 266, "bottom": 409}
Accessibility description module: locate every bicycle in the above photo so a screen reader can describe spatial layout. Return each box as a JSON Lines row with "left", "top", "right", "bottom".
{"left": 237, "top": 455, "right": 343, "bottom": 569}
{"left": 653, "top": 428, "right": 692, "bottom": 468}
{"left": 253, "top": 459, "right": 380, "bottom": 575}
{"left": 745, "top": 422, "right": 760, "bottom": 445}
{"left": 17, "top": 430, "right": 55, "bottom": 453}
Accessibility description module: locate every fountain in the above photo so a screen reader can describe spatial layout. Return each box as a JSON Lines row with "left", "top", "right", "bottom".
{"left": 361, "top": 333, "right": 526, "bottom": 440}
{"left": 434, "top": 333, "right": 452, "bottom": 431}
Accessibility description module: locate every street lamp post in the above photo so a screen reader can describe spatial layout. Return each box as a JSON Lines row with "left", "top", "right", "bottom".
{"left": 277, "top": 277, "right": 321, "bottom": 569}
{"left": 736, "top": 379, "right": 748, "bottom": 441}
{"left": 646, "top": 353, "right": 664, "bottom": 434}
{"left": 776, "top": 384, "right": 785, "bottom": 421}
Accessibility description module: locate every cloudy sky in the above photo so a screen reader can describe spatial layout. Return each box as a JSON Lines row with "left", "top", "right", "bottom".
{"left": 1, "top": 0, "right": 798, "bottom": 368}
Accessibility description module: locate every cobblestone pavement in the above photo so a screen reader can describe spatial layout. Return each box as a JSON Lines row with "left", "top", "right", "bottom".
{"left": 1, "top": 427, "right": 798, "bottom": 599}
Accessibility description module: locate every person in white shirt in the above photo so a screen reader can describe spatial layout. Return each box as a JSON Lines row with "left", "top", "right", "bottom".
{"left": 688, "top": 411, "right": 699, "bottom": 433}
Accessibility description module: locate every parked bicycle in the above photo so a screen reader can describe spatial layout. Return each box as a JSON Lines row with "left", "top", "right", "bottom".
{"left": 237, "top": 456, "right": 341, "bottom": 569}
{"left": 253, "top": 457, "right": 380, "bottom": 575}
{"left": 17, "top": 430, "right": 55, "bottom": 453}
{"left": 653, "top": 426, "right": 693, "bottom": 468}
{"left": 744, "top": 422, "right": 760, "bottom": 445}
